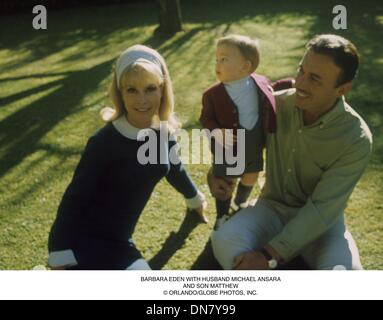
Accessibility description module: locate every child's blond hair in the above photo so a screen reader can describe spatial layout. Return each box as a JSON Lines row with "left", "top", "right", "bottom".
{"left": 217, "top": 34, "right": 260, "bottom": 72}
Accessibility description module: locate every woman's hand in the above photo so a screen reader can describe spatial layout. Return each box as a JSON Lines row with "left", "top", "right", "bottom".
{"left": 194, "top": 203, "right": 209, "bottom": 224}
{"left": 185, "top": 191, "right": 208, "bottom": 223}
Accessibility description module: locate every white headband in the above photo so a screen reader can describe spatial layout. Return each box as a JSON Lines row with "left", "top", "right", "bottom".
{"left": 116, "top": 48, "right": 163, "bottom": 89}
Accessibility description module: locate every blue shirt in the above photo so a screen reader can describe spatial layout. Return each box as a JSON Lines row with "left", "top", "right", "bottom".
{"left": 224, "top": 76, "right": 259, "bottom": 130}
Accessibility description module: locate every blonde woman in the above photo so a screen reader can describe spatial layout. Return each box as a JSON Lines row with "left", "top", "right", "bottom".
{"left": 48, "top": 45, "right": 207, "bottom": 270}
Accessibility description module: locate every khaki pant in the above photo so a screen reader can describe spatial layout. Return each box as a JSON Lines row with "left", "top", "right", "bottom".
{"left": 211, "top": 199, "right": 362, "bottom": 270}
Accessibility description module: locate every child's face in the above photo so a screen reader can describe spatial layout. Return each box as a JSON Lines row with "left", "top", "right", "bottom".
{"left": 216, "top": 43, "right": 251, "bottom": 82}
{"left": 121, "top": 65, "right": 163, "bottom": 128}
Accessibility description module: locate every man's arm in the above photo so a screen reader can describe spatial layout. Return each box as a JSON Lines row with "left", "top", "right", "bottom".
{"left": 234, "top": 132, "right": 372, "bottom": 269}
{"left": 271, "top": 78, "right": 295, "bottom": 91}
{"left": 269, "top": 136, "right": 372, "bottom": 262}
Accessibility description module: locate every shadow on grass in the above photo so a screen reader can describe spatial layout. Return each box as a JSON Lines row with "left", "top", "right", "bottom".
{"left": 149, "top": 209, "right": 202, "bottom": 270}
{"left": 0, "top": 3, "right": 156, "bottom": 180}
{"left": 0, "top": 71, "right": 76, "bottom": 107}
{"left": 0, "top": 3, "right": 223, "bottom": 182}
{"left": 0, "top": 2, "right": 157, "bottom": 72}
{"left": 191, "top": 240, "right": 222, "bottom": 270}
{"left": 0, "top": 59, "right": 113, "bottom": 179}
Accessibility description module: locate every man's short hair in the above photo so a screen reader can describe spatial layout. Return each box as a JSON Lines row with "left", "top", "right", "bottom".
{"left": 306, "top": 34, "right": 359, "bottom": 87}
{"left": 218, "top": 34, "right": 260, "bottom": 72}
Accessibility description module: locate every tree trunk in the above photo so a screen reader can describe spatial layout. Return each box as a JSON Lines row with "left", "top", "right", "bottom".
{"left": 158, "top": 0, "right": 183, "bottom": 34}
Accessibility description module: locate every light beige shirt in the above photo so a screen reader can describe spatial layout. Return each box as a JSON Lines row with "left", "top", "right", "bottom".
{"left": 261, "top": 88, "right": 373, "bottom": 261}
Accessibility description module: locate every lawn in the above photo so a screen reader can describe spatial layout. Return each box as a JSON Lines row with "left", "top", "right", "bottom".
{"left": 0, "top": 0, "right": 382, "bottom": 270}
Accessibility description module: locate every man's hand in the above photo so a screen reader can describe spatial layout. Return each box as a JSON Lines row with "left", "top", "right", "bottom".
{"left": 233, "top": 251, "right": 269, "bottom": 270}
{"left": 207, "top": 169, "right": 235, "bottom": 201}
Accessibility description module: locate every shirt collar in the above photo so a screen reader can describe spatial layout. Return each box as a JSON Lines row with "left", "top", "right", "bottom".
{"left": 112, "top": 116, "right": 152, "bottom": 140}
{"left": 223, "top": 76, "right": 252, "bottom": 88}
{"left": 296, "top": 95, "right": 346, "bottom": 128}
{"left": 318, "top": 96, "right": 345, "bottom": 125}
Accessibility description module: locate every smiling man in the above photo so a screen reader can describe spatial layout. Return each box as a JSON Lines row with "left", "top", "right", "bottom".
{"left": 210, "top": 34, "right": 373, "bottom": 270}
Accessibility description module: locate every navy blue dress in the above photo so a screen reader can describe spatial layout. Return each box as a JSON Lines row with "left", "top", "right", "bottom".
{"left": 48, "top": 121, "right": 198, "bottom": 270}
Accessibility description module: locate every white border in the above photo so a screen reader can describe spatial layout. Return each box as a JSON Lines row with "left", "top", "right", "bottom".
{"left": 0, "top": 271, "right": 382, "bottom": 300}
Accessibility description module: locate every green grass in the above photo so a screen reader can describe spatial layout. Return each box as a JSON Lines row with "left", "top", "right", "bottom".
{"left": 0, "top": 0, "right": 382, "bottom": 269}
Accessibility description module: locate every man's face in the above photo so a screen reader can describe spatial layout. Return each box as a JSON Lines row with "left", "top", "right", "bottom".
{"left": 295, "top": 49, "right": 348, "bottom": 113}
{"left": 215, "top": 43, "right": 250, "bottom": 83}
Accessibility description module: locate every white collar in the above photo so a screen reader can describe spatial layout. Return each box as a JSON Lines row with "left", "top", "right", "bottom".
{"left": 112, "top": 116, "right": 152, "bottom": 140}
{"left": 223, "top": 76, "right": 251, "bottom": 87}
{"left": 112, "top": 116, "right": 177, "bottom": 142}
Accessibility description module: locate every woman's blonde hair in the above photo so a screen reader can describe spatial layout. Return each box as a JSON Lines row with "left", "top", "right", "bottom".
{"left": 101, "top": 45, "right": 180, "bottom": 132}
{"left": 217, "top": 34, "right": 260, "bottom": 72}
